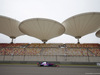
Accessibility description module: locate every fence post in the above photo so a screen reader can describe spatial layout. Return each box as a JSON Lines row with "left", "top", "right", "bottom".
{"left": 3, "top": 48, "right": 6, "bottom": 62}
{"left": 87, "top": 48, "right": 90, "bottom": 62}
{"left": 3, "top": 55, "right": 5, "bottom": 62}
{"left": 23, "top": 48, "right": 26, "bottom": 61}
{"left": 56, "top": 55, "right": 57, "bottom": 62}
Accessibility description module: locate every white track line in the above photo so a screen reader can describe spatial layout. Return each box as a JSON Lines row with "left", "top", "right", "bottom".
{"left": 85, "top": 73, "right": 100, "bottom": 74}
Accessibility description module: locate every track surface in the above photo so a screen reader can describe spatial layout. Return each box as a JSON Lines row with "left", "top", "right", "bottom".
{"left": 0, "top": 64, "right": 100, "bottom": 75}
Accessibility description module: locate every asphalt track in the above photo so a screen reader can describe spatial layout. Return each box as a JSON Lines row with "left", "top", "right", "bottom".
{"left": 0, "top": 64, "right": 100, "bottom": 75}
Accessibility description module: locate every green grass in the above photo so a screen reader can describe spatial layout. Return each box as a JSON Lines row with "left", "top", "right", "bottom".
{"left": 0, "top": 63, "right": 36, "bottom": 65}
{"left": 58, "top": 64, "right": 97, "bottom": 66}
{"left": 0, "top": 63, "right": 99, "bottom": 67}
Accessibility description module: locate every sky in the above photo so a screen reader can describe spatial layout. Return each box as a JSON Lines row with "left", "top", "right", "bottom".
{"left": 0, "top": 0, "right": 100, "bottom": 44}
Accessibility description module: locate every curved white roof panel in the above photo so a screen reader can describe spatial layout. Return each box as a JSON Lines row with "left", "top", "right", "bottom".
{"left": 0, "top": 15, "right": 23, "bottom": 38}
{"left": 96, "top": 30, "right": 100, "bottom": 38}
{"left": 62, "top": 12, "right": 100, "bottom": 39}
{"left": 19, "top": 18, "right": 65, "bottom": 43}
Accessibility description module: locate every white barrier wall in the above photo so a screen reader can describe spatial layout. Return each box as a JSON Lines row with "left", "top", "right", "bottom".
{"left": 66, "top": 56, "right": 89, "bottom": 62}
{"left": 5, "top": 56, "right": 13, "bottom": 61}
{"left": 0, "top": 55, "right": 100, "bottom": 62}
{"left": 0, "top": 56, "right": 4, "bottom": 61}
{"left": 44, "top": 56, "right": 56, "bottom": 61}
{"left": 89, "top": 57, "right": 100, "bottom": 62}
{"left": 13, "top": 56, "right": 24, "bottom": 61}
{"left": 57, "top": 55, "right": 66, "bottom": 61}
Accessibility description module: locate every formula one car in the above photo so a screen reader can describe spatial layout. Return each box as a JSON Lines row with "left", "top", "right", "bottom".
{"left": 37, "top": 62, "right": 59, "bottom": 67}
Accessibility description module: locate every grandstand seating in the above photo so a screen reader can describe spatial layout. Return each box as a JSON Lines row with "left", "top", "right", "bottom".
{"left": 0, "top": 43, "right": 100, "bottom": 56}
{"left": 41, "top": 48, "right": 65, "bottom": 55}
{"left": 0, "top": 43, "right": 28, "bottom": 48}
{"left": 0, "top": 48, "right": 5, "bottom": 55}
{"left": 89, "top": 48, "right": 100, "bottom": 56}
{"left": 65, "top": 48, "right": 88, "bottom": 56}
{"left": 65, "top": 43, "right": 100, "bottom": 48}
{"left": 0, "top": 48, "right": 25, "bottom": 55}
{"left": 27, "top": 43, "right": 62, "bottom": 48}
{"left": 25, "top": 48, "right": 41, "bottom": 55}
{"left": 7, "top": 43, "right": 28, "bottom": 47}
{"left": 0, "top": 44, "right": 9, "bottom": 47}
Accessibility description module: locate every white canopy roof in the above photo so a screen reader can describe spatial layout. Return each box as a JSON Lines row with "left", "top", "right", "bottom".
{"left": 96, "top": 30, "right": 100, "bottom": 38}
{"left": 19, "top": 18, "right": 65, "bottom": 43}
{"left": 62, "top": 12, "right": 100, "bottom": 39}
{"left": 0, "top": 15, "right": 23, "bottom": 38}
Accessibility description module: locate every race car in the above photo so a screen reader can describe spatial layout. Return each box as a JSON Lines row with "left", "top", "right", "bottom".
{"left": 37, "top": 62, "right": 59, "bottom": 67}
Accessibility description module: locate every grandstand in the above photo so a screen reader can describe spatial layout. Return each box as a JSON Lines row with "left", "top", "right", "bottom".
{"left": 0, "top": 13, "right": 100, "bottom": 64}
{"left": 0, "top": 43, "right": 100, "bottom": 63}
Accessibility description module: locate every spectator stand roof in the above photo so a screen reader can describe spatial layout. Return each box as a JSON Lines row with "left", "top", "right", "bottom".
{"left": 0, "top": 15, "right": 23, "bottom": 43}
{"left": 96, "top": 30, "right": 100, "bottom": 38}
{"left": 19, "top": 18, "right": 65, "bottom": 43}
{"left": 62, "top": 12, "right": 100, "bottom": 43}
